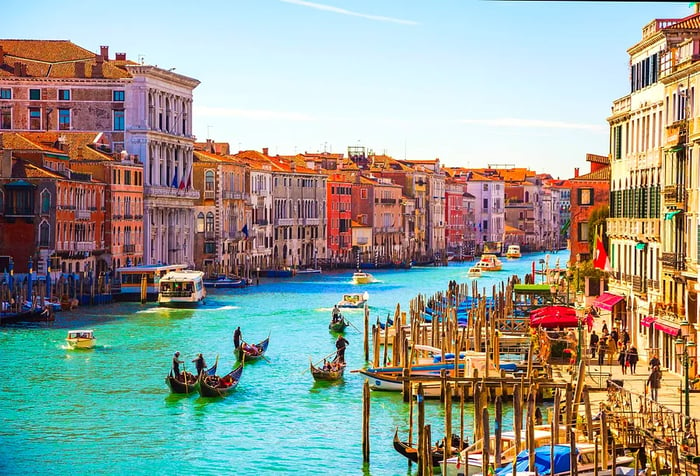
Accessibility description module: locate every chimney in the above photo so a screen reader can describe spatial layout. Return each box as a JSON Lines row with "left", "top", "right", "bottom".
{"left": 93, "top": 54, "right": 103, "bottom": 78}
{"left": 574, "top": 167, "right": 579, "bottom": 178}
{"left": 13, "top": 61, "right": 22, "bottom": 76}
{"left": 1, "top": 149, "right": 11, "bottom": 178}
{"left": 75, "top": 62, "right": 85, "bottom": 78}
{"left": 100, "top": 45, "right": 109, "bottom": 61}
{"left": 0, "top": 45, "right": 4, "bottom": 65}
{"left": 262, "top": 147, "right": 269, "bottom": 156}
{"left": 290, "top": 161, "right": 296, "bottom": 172}
{"left": 115, "top": 52, "right": 126, "bottom": 61}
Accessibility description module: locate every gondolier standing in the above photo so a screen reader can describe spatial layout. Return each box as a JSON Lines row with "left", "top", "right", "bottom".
{"left": 233, "top": 327, "right": 242, "bottom": 349}
{"left": 335, "top": 334, "right": 349, "bottom": 364}
{"left": 172, "top": 352, "right": 183, "bottom": 378}
{"left": 193, "top": 353, "right": 206, "bottom": 376}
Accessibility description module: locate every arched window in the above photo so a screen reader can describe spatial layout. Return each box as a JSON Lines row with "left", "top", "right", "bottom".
{"left": 205, "top": 171, "right": 215, "bottom": 192}
{"left": 39, "top": 220, "right": 50, "bottom": 247}
{"left": 196, "top": 212, "right": 205, "bottom": 232}
{"left": 40, "top": 189, "right": 51, "bottom": 214}
{"left": 205, "top": 212, "right": 214, "bottom": 233}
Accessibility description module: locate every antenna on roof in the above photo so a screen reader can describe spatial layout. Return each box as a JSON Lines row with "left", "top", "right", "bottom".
{"left": 138, "top": 54, "right": 145, "bottom": 65}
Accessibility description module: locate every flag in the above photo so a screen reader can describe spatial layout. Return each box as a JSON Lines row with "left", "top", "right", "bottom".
{"left": 241, "top": 224, "right": 249, "bottom": 239}
{"left": 179, "top": 178, "right": 186, "bottom": 190}
{"left": 593, "top": 233, "right": 611, "bottom": 271}
{"left": 171, "top": 170, "right": 178, "bottom": 188}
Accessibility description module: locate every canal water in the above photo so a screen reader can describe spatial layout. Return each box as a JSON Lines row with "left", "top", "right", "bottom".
{"left": 0, "top": 251, "right": 567, "bottom": 475}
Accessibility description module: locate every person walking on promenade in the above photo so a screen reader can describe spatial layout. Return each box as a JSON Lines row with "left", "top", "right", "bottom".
{"left": 649, "top": 353, "right": 660, "bottom": 371}
{"left": 627, "top": 346, "right": 639, "bottom": 375}
{"left": 647, "top": 365, "right": 662, "bottom": 401}
{"left": 589, "top": 330, "right": 599, "bottom": 359}
{"left": 597, "top": 336, "right": 607, "bottom": 366}
{"left": 618, "top": 345, "right": 628, "bottom": 375}
{"left": 606, "top": 337, "right": 617, "bottom": 366}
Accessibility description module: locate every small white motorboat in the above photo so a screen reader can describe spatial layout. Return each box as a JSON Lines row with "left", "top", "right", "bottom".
{"left": 337, "top": 291, "right": 369, "bottom": 308}
{"left": 467, "top": 266, "right": 482, "bottom": 278}
{"left": 351, "top": 270, "right": 374, "bottom": 284}
{"left": 66, "top": 329, "right": 96, "bottom": 349}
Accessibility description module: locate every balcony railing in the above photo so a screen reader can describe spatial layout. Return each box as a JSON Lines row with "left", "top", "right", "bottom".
{"left": 663, "top": 184, "right": 687, "bottom": 206}
{"left": 276, "top": 218, "right": 294, "bottom": 226}
{"left": 302, "top": 218, "right": 320, "bottom": 226}
{"left": 661, "top": 252, "right": 686, "bottom": 271}
{"left": 203, "top": 191, "right": 215, "bottom": 199}
{"left": 144, "top": 185, "right": 199, "bottom": 199}
{"left": 123, "top": 244, "right": 136, "bottom": 253}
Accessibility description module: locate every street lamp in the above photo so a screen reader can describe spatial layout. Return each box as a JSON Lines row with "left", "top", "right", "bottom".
{"left": 675, "top": 319, "right": 697, "bottom": 419}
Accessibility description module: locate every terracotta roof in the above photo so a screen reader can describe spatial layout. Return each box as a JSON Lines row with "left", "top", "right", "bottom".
{"left": 662, "top": 13, "right": 700, "bottom": 30}
{"left": 571, "top": 167, "right": 610, "bottom": 181}
{"left": 586, "top": 153, "right": 609, "bottom": 165}
{"left": 8, "top": 132, "right": 115, "bottom": 161}
{"left": 0, "top": 39, "right": 131, "bottom": 79}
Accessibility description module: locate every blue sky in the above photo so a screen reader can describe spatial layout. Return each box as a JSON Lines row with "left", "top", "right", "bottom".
{"left": 4, "top": 1, "right": 695, "bottom": 179}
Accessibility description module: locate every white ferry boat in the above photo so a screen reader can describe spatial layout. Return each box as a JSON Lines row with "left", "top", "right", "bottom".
{"left": 157, "top": 270, "right": 206, "bottom": 307}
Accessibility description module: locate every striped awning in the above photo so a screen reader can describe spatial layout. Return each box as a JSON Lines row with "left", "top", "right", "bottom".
{"left": 593, "top": 292, "right": 625, "bottom": 311}
{"left": 641, "top": 315, "right": 657, "bottom": 328}
{"left": 653, "top": 320, "right": 681, "bottom": 337}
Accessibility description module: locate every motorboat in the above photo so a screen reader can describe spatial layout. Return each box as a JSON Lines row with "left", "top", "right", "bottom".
{"left": 505, "top": 244, "right": 522, "bottom": 259}
{"left": 157, "top": 270, "right": 206, "bottom": 307}
{"left": 351, "top": 270, "right": 375, "bottom": 284}
{"left": 66, "top": 329, "right": 96, "bottom": 349}
{"left": 337, "top": 291, "right": 369, "bottom": 309}
{"left": 203, "top": 275, "right": 248, "bottom": 288}
{"left": 475, "top": 254, "right": 503, "bottom": 271}
{"left": 467, "top": 266, "right": 482, "bottom": 278}
{"left": 296, "top": 268, "right": 322, "bottom": 275}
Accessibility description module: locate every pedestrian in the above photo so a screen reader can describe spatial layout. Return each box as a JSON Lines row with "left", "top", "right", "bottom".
{"left": 649, "top": 353, "right": 660, "bottom": 371}
{"left": 647, "top": 365, "right": 662, "bottom": 401}
{"left": 607, "top": 337, "right": 617, "bottom": 366}
{"left": 610, "top": 327, "right": 619, "bottom": 346}
{"left": 233, "top": 326, "right": 242, "bottom": 349}
{"left": 597, "top": 337, "right": 607, "bottom": 366}
{"left": 618, "top": 346, "right": 628, "bottom": 375}
{"left": 602, "top": 322, "right": 608, "bottom": 335}
{"left": 193, "top": 353, "right": 206, "bottom": 376}
{"left": 621, "top": 329, "right": 630, "bottom": 347}
{"left": 334, "top": 334, "right": 349, "bottom": 364}
{"left": 589, "top": 330, "right": 599, "bottom": 358}
{"left": 627, "top": 346, "right": 639, "bottom": 375}
{"left": 172, "top": 351, "right": 183, "bottom": 378}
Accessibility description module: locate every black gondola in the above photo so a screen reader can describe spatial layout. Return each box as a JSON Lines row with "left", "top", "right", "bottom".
{"left": 165, "top": 360, "right": 218, "bottom": 394}
{"left": 234, "top": 335, "right": 269, "bottom": 361}
{"left": 309, "top": 358, "right": 345, "bottom": 381}
{"left": 198, "top": 362, "right": 244, "bottom": 398}
{"left": 392, "top": 428, "right": 466, "bottom": 467}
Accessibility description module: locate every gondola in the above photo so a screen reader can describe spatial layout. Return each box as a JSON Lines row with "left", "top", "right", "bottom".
{"left": 328, "top": 315, "right": 349, "bottom": 333}
{"left": 198, "top": 362, "right": 244, "bottom": 398}
{"left": 309, "top": 358, "right": 345, "bottom": 381}
{"left": 392, "top": 428, "right": 466, "bottom": 467}
{"left": 165, "top": 360, "right": 218, "bottom": 394}
{"left": 234, "top": 335, "right": 270, "bottom": 361}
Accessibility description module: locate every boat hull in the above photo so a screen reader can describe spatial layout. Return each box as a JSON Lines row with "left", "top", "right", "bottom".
{"left": 165, "top": 373, "right": 198, "bottom": 394}
{"left": 66, "top": 338, "right": 96, "bottom": 349}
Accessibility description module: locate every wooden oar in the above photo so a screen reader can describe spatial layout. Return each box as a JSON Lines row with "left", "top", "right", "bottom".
{"left": 344, "top": 318, "right": 362, "bottom": 333}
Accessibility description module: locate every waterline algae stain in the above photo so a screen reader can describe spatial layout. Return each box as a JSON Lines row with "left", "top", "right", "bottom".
{"left": 0, "top": 252, "right": 564, "bottom": 475}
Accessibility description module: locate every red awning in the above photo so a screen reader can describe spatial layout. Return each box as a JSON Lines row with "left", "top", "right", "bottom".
{"left": 641, "top": 316, "right": 657, "bottom": 328}
{"left": 653, "top": 320, "right": 681, "bottom": 337}
{"left": 593, "top": 292, "right": 625, "bottom": 311}
{"left": 529, "top": 306, "right": 579, "bottom": 329}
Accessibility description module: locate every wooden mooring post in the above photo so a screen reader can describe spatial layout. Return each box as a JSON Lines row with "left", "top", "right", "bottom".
{"left": 362, "top": 380, "right": 370, "bottom": 463}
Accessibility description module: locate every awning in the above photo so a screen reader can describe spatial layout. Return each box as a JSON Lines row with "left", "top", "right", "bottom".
{"left": 641, "top": 315, "right": 657, "bottom": 328}
{"left": 635, "top": 242, "right": 647, "bottom": 251}
{"left": 593, "top": 292, "right": 625, "bottom": 311}
{"left": 529, "top": 306, "right": 579, "bottom": 329}
{"left": 653, "top": 320, "right": 681, "bottom": 337}
{"left": 665, "top": 210, "right": 682, "bottom": 220}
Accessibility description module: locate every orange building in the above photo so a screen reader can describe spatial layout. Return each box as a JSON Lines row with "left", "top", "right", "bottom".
{"left": 569, "top": 154, "right": 610, "bottom": 263}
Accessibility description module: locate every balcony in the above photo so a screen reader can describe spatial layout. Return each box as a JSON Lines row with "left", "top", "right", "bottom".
{"left": 123, "top": 244, "right": 136, "bottom": 253}
{"left": 661, "top": 252, "right": 686, "bottom": 271}
{"left": 632, "top": 275, "right": 645, "bottom": 293}
{"left": 302, "top": 218, "right": 320, "bottom": 226}
{"left": 223, "top": 191, "right": 244, "bottom": 200}
{"left": 375, "top": 198, "right": 397, "bottom": 205}
{"left": 276, "top": 218, "right": 294, "bottom": 226}
{"left": 203, "top": 191, "right": 215, "bottom": 199}
{"left": 255, "top": 219, "right": 268, "bottom": 226}
{"left": 663, "top": 184, "right": 687, "bottom": 207}
{"left": 144, "top": 185, "right": 199, "bottom": 199}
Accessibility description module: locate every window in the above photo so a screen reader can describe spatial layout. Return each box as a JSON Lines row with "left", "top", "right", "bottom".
{"left": 205, "top": 171, "right": 215, "bottom": 192}
{"left": 578, "top": 222, "right": 589, "bottom": 242}
{"left": 29, "top": 107, "right": 41, "bottom": 130}
{"left": 0, "top": 107, "right": 10, "bottom": 129}
{"left": 39, "top": 221, "right": 50, "bottom": 247}
{"left": 58, "top": 108, "right": 70, "bottom": 130}
{"left": 204, "top": 242, "right": 216, "bottom": 254}
{"left": 205, "top": 212, "right": 214, "bottom": 232}
{"left": 0, "top": 88, "right": 10, "bottom": 99}
{"left": 483, "top": 198, "right": 488, "bottom": 209}
{"left": 58, "top": 89, "right": 70, "bottom": 101}
{"left": 29, "top": 89, "right": 41, "bottom": 100}
{"left": 360, "top": 188, "right": 368, "bottom": 200}
{"left": 578, "top": 188, "right": 593, "bottom": 206}
{"left": 113, "top": 110, "right": 124, "bottom": 131}
{"left": 113, "top": 90, "right": 125, "bottom": 102}
{"left": 196, "top": 212, "right": 205, "bottom": 233}
{"left": 41, "top": 189, "right": 51, "bottom": 214}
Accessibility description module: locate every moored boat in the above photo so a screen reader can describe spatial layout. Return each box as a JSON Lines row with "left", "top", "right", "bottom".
{"left": 198, "top": 362, "right": 244, "bottom": 398}
{"left": 66, "top": 329, "right": 96, "bottom": 349}
{"left": 393, "top": 428, "right": 466, "bottom": 467}
{"left": 309, "top": 358, "right": 345, "bottom": 381}
{"left": 337, "top": 291, "right": 369, "bottom": 309}
{"left": 235, "top": 335, "right": 270, "bottom": 361}
{"left": 203, "top": 275, "right": 248, "bottom": 288}
{"left": 296, "top": 268, "right": 322, "bottom": 275}
{"left": 158, "top": 270, "right": 206, "bottom": 307}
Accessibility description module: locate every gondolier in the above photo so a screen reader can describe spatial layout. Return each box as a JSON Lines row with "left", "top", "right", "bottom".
{"left": 334, "top": 334, "right": 349, "bottom": 364}
{"left": 172, "top": 352, "right": 183, "bottom": 378}
{"left": 233, "top": 326, "right": 242, "bottom": 349}
{"left": 193, "top": 353, "right": 207, "bottom": 375}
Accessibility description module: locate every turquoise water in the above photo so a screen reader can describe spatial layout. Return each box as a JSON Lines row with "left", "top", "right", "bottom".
{"left": 0, "top": 251, "right": 567, "bottom": 475}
